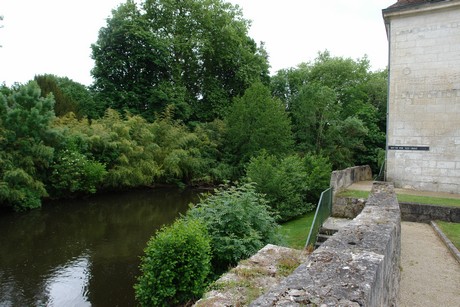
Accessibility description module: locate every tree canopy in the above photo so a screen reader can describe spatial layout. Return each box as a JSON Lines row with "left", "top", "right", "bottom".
{"left": 271, "top": 51, "right": 387, "bottom": 171}
{"left": 91, "top": 0, "right": 270, "bottom": 122}
{"left": 223, "top": 82, "right": 294, "bottom": 174}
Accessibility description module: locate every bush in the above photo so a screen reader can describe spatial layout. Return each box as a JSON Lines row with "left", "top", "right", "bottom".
{"left": 48, "top": 149, "right": 107, "bottom": 197}
{"left": 187, "top": 183, "right": 280, "bottom": 272}
{"left": 245, "top": 152, "right": 310, "bottom": 222}
{"left": 245, "top": 152, "right": 332, "bottom": 222}
{"left": 134, "top": 218, "right": 211, "bottom": 306}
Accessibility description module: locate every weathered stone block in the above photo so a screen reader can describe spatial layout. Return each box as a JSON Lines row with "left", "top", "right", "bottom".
{"left": 332, "top": 197, "right": 366, "bottom": 219}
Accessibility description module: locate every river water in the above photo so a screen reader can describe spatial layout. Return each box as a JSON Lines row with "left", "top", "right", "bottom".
{"left": 0, "top": 188, "right": 200, "bottom": 306}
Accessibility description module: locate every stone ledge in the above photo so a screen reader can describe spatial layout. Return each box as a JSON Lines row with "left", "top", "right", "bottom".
{"left": 251, "top": 182, "right": 401, "bottom": 307}
{"left": 195, "top": 244, "right": 308, "bottom": 306}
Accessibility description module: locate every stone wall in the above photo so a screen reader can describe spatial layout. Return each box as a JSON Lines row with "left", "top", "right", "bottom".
{"left": 251, "top": 182, "right": 401, "bottom": 307}
{"left": 383, "top": 1, "right": 460, "bottom": 193}
{"left": 332, "top": 196, "right": 366, "bottom": 219}
{"left": 329, "top": 165, "right": 372, "bottom": 194}
{"left": 400, "top": 202, "right": 460, "bottom": 223}
{"left": 333, "top": 196, "right": 459, "bottom": 223}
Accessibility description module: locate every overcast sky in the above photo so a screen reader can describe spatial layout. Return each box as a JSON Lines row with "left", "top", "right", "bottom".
{"left": 0, "top": 0, "right": 395, "bottom": 86}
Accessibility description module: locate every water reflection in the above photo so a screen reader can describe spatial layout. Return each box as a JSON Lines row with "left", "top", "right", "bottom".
{"left": 41, "top": 254, "right": 91, "bottom": 306}
{"left": 0, "top": 188, "right": 199, "bottom": 306}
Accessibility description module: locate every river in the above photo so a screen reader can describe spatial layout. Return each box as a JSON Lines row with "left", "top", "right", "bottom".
{"left": 0, "top": 187, "right": 201, "bottom": 306}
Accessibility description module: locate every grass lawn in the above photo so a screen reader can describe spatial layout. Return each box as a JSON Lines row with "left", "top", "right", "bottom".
{"left": 396, "top": 194, "right": 460, "bottom": 208}
{"left": 436, "top": 221, "right": 460, "bottom": 250}
{"left": 279, "top": 211, "right": 315, "bottom": 250}
{"left": 337, "top": 189, "right": 460, "bottom": 208}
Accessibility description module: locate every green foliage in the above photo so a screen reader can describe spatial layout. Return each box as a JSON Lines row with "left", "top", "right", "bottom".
{"left": 302, "top": 153, "right": 333, "bottom": 203}
{"left": 134, "top": 218, "right": 212, "bottom": 306}
{"left": 35, "top": 74, "right": 98, "bottom": 119}
{"left": 324, "top": 116, "right": 368, "bottom": 169}
{"left": 52, "top": 107, "right": 226, "bottom": 189}
{"left": 48, "top": 149, "right": 107, "bottom": 197}
{"left": 53, "top": 110, "right": 162, "bottom": 189}
{"left": 0, "top": 82, "right": 55, "bottom": 211}
{"left": 224, "top": 82, "right": 294, "bottom": 174}
{"left": 54, "top": 76, "right": 99, "bottom": 119}
{"left": 271, "top": 51, "right": 386, "bottom": 170}
{"left": 290, "top": 82, "right": 339, "bottom": 153}
{"left": 95, "top": 110, "right": 161, "bottom": 188}
{"left": 150, "top": 108, "right": 207, "bottom": 184}
{"left": 35, "top": 74, "right": 78, "bottom": 117}
{"left": 187, "top": 183, "right": 280, "bottom": 272}
{"left": 192, "top": 119, "right": 233, "bottom": 184}
{"left": 245, "top": 153, "right": 308, "bottom": 222}
{"left": 245, "top": 152, "right": 331, "bottom": 222}
{"left": 0, "top": 166, "right": 47, "bottom": 211}
{"left": 91, "top": 0, "right": 269, "bottom": 122}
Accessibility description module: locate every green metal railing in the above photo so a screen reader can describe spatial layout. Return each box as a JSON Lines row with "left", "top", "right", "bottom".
{"left": 305, "top": 187, "right": 333, "bottom": 249}
{"left": 374, "top": 159, "right": 386, "bottom": 181}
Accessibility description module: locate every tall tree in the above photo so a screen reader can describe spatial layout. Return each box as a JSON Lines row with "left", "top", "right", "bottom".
{"left": 0, "top": 82, "right": 56, "bottom": 211}
{"left": 91, "top": 0, "right": 269, "bottom": 122}
{"left": 271, "top": 51, "right": 386, "bottom": 170}
{"left": 35, "top": 74, "right": 98, "bottom": 119}
{"left": 224, "top": 82, "right": 293, "bottom": 174}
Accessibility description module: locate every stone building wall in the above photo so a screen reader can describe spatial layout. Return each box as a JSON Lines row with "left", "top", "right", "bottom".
{"left": 383, "top": 1, "right": 460, "bottom": 193}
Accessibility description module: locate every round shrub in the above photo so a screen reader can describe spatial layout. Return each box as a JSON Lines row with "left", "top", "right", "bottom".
{"left": 187, "top": 183, "right": 280, "bottom": 272}
{"left": 134, "top": 218, "right": 211, "bottom": 306}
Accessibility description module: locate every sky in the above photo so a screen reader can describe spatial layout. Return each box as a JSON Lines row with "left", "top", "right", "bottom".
{"left": 0, "top": 0, "right": 396, "bottom": 86}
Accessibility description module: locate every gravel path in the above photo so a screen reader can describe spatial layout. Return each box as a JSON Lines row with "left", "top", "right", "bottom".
{"left": 399, "top": 222, "right": 460, "bottom": 306}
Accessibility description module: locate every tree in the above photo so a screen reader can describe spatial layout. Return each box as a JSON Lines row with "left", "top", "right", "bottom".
{"left": 224, "top": 82, "right": 294, "bottom": 174}
{"left": 35, "top": 74, "right": 99, "bottom": 119}
{"left": 271, "top": 51, "right": 386, "bottom": 170}
{"left": 0, "top": 82, "right": 56, "bottom": 210}
{"left": 91, "top": 0, "right": 269, "bottom": 122}
{"left": 290, "top": 82, "right": 338, "bottom": 153}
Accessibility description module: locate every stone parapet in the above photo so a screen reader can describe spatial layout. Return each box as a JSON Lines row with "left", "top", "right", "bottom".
{"left": 251, "top": 182, "right": 401, "bottom": 307}
{"left": 329, "top": 165, "right": 372, "bottom": 194}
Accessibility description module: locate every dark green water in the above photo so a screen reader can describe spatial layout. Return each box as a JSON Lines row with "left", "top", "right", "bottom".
{"left": 0, "top": 188, "right": 200, "bottom": 306}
